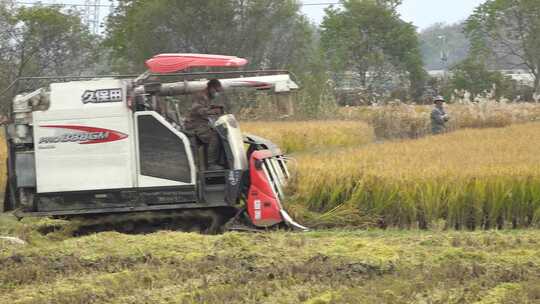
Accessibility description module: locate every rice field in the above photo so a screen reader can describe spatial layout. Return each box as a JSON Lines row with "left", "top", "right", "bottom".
{"left": 337, "top": 101, "right": 540, "bottom": 139}
{"left": 1, "top": 115, "right": 540, "bottom": 303}
{"left": 0, "top": 128, "right": 6, "bottom": 211}
{"left": 1, "top": 118, "right": 539, "bottom": 230}
{"left": 241, "top": 120, "right": 374, "bottom": 153}
{"left": 287, "top": 123, "right": 540, "bottom": 230}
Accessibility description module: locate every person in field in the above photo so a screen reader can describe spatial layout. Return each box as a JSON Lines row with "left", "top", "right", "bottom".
{"left": 185, "top": 79, "right": 225, "bottom": 170}
{"left": 431, "top": 95, "right": 449, "bottom": 135}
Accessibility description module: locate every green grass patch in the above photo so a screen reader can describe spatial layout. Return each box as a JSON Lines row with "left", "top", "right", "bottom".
{"left": 1, "top": 224, "right": 540, "bottom": 303}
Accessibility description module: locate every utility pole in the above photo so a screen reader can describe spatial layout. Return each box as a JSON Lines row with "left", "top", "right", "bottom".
{"left": 83, "top": 0, "right": 101, "bottom": 34}
{"left": 438, "top": 35, "right": 449, "bottom": 75}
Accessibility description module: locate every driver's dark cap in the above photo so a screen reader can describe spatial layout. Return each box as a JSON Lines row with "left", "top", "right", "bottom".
{"left": 207, "top": 79, "right": 223, "bottom": 91}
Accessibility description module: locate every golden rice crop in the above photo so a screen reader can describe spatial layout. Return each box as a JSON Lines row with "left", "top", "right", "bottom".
{"left": 338, "top": 101, "right": 540, "bottom": 139}
{"left": 241, "top": 120, "right": 374, "bottom": 153}
{"left": 287, "top": 122, "right": 540, "bottom": 230}
{"left": 0, "top": 129, "right": 6, "bottom": 207}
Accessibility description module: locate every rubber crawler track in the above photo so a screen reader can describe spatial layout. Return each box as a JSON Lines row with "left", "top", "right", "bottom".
{"left": 54, "top": 207, "right": 239, "bottom": 236}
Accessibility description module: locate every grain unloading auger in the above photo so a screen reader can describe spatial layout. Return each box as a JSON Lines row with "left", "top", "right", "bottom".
{"left": 2, "top": 53, "right": 307, "bottom": 233}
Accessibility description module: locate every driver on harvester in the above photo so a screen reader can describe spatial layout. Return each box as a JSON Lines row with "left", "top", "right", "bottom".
{"left": 185, "top": 79, "right": 225, "bottom": 170}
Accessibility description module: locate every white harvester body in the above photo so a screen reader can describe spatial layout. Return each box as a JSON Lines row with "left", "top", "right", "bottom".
{"left": 2, "top": 53, "right": 307, "bottom": 232}
{"left": 33, "top": 78, "right": 196, "bottom": 194}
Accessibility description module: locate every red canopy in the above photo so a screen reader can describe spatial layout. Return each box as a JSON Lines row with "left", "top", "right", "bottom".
{"left": 145, "top": 53, "right": 248, "bottom": 73}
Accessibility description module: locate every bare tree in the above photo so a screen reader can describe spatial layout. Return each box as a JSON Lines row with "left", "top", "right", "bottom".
{"left": 0, "top": 3, "right": 100, "bottom": 111}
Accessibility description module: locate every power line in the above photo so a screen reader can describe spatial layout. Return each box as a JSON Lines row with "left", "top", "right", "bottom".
{"left": 14, "top": 1, "right": 114, "bottom": 8}
{"left": 302, "top": 2, "right": 341, "bottom": 6}
{"left": 14, "top": 1, "right": 342, "bottom": 8}
{"left": 14, "top": 1, "right": 115, "bottom": 34}
{"left": 13, "top": 1, "right": 342, "bottom": 33}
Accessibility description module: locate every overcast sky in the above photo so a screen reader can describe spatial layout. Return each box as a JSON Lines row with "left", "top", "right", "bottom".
{"left": 301, "top": 0, "right": 487, "bottom": 30}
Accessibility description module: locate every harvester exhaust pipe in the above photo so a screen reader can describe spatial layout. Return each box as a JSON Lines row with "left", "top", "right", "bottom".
{"left": 134, "top": 74, "right": 299, "bottom": 97}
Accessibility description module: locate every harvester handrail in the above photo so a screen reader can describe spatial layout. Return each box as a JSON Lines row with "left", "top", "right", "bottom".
{"left": 154, "top": 69, "right": 292, "bottom": 78}
{"left": 135, "top": 69, "right": 294, "bottom": 84}
{"left": 1, "top": 70, "right": 295, "bottom": 96}
{"left": 0, "top": 69, "right": 297, "bottom": 114}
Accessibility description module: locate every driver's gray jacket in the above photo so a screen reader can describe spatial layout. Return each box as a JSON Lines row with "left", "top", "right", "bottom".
{"left": 184, "top": 93, "right": 214, "bottom": 141}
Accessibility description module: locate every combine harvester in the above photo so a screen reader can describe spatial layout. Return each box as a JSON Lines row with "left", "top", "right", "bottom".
{"left": 2, "top": 53, "right": 307, "bottom": 233}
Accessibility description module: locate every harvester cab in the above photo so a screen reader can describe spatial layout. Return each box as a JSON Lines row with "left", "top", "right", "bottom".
{"left": 2, "top": 53, "right": 307, "bottom": 232}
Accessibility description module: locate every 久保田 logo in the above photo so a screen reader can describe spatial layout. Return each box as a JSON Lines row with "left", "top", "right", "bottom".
{"left": 82, "top": 88, "right": 123, "bottom": 104}
{"left": 38, "top": 125, "right": 128, "bottom": 145}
